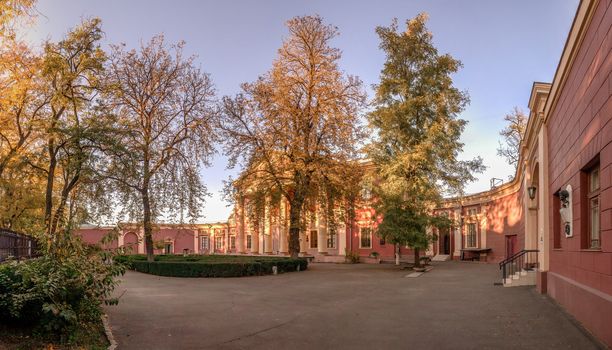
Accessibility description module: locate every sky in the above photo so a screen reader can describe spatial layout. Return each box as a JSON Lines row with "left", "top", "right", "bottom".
{"left": 20, "top": 0, "right": 579, "bottom": 222}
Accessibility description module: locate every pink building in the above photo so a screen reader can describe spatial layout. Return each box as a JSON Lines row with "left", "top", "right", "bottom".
{"left": 77, "top": 0, "right": 611, "bottom": 345}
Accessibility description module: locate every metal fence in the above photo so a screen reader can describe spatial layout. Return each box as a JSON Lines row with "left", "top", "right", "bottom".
{"left": 0, "top": 228, "right": 39, "bottom": 262}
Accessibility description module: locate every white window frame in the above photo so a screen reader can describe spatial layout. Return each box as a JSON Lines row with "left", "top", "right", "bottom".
{"left": 359, "top": 227, "right": 372, "bottom": 249}
{"left": 215, "top": 236, "right": 223, "bottom": 250}
{"left": 327, "top": 233, "right": 337, "bottom": 249}
{"left": 200, "top": 235, "right": 209, "bottom": 251}
{"left": 465, "top": 223, "right": 477, "bottom": 248}
{"left": 310, "top": 230, "right": 318, "bottom": 249}
{"left": 164, "top": 242, "right": 173, "bottom": 254}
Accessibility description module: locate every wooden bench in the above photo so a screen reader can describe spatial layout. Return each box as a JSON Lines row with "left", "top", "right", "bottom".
{"left": 460, "top": 248, "right": 491, "bottom": 262}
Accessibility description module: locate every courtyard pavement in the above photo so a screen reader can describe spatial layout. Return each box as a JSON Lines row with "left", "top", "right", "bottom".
{"left": 106, "top": 261, "right": 604, "bottom": 350}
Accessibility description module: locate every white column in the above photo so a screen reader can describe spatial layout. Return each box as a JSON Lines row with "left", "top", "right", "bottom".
{"left": 224, "top": 228, "right": 229, "bottom": 254}
{"left": 317, "top": 208, "right": 327, "bottom": 255}
{"left": 453, "top": 209, "right": 461, "bottom": 257}
{"left": 118, "top": 231, "right": 125, "bottom": 247}
{"left": 538, "top": 127, "right": 550, "bottom": 271}
{"left": 425, "top": 227, "right": 434, "bottom": 256}
{"left": 338, "top": 224, "right": 346, "bottom": 255}
{"left": 264, "top": 200, "right": 273, "bottom": 254}
{"left": 237, "top": 197, "right": 246, "bottom": 253}
{"left": 138, "top": 229, "right": 145, "bottom": 254}
{"left": 480, "top": 212, "right": 487, "bottom": 249}
{"left": 251, "top": 219, "right": 260, "bottom": 254}
{"left": 279, "top": 199, "right": 289, "bottom": 254}
{"left": 299, "top": 226, "right": 307, "bottom": 255}
{"left": 193, "top": 229, "right": 199, "bottom": 254}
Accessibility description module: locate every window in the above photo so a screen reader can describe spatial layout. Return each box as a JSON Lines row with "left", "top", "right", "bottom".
{"left": 587, "top": 165, "right": 600, "bottom": 249}
{"left": 215, "top": 236, "right": 223, "bottom": 250}
{"left": 380, "top": 238, "right": 386, "bottom": 245}
{"left": 467, "top": 208, "right": 478, "bottom": 216}
{"left": 200, "top": 236, "right": 209, "bottom": 251}
{"left": 164, "top": 242, "right": 173, "bottom": 254}
{"left": 466, "top": 223, "right": 477, "bottom": 248}
{"left": 360, "top": 227, "right": 372, "bottom": 248}
{"left": 230, "top": 236, "right": 236, "bottom": 249}
{"left": 310, "top": 230, "right": 318, "bottom": 248}
{"left": 327, "top": 233, "right": 336, "bottom": 249}
{"left": 246, "top": 234, "right": 252, "bottom": 249}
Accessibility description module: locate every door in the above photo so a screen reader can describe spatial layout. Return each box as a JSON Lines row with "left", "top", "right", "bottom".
{"left": 200, "top": 236, "right": 210, "bottom": 254}
{"left": 443, "top": 234, "right": 450, "bottom": 255}
{"left": 505, "top": 235, "right": 517, "bottom": 258}
{"left": 438, "top": 227, "right": 451, "bottom": 255}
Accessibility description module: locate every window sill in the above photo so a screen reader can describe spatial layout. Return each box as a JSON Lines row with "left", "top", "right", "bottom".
{"left": 580, "top": 248, "right": 602, "bottom": 252}
{"left": 552, "top": 248, "right": 564, "bottom": 251}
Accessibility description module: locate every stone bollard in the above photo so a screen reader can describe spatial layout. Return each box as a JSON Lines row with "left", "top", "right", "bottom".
{"left": 272, "top": 266, "right": 278, "bottom": 275}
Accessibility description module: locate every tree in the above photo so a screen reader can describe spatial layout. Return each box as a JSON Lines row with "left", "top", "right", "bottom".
{"left": 221, "top": 15, "right": 366, "bottom": 258}
{"left": 36, "top": 18, "right": 112, "bottom": 248}
{"left": 0, "top": 0, "right": 35, "bottom": 38}
{"left": 0, "top": 0, "right": 46, "bottom": 231}
{"left": 367, "top": 14, "right": 484, "bottom": 267}
{"left": 497, "top": 106, "right": 527, "bottom": 171}
{"left": 102, "top": 35, "right": 217, "bottom": 262}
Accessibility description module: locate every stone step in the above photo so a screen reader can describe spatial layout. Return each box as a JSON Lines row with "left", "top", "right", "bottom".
{"left": 503, "top": 270, "right": 536, "bottom": 287}
{"left": 431, "top": 254, "right": 450, "bottom": 262}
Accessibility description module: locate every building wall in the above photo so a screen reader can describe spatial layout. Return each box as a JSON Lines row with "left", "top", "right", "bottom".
{"left": 544, "top": 0, "right": 612, "bottom": 346}
{"left": 483, "top": 189, "right": 525, "bottom": 263}
{"left": 79, "top": 228, "right": 118, "bottom": 249}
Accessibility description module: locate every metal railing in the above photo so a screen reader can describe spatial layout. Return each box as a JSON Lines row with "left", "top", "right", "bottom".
{"left": 0, "top": 228, "right": 39, "bottom": 262}
{"left": 499, "top": 249, "right": 539, "bottom": 283}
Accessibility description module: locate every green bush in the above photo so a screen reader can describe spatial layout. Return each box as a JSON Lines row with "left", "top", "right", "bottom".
{"left": 0, "top": 239, "right": 125, "bottom": 342}
{"left": 119, "top": 255, "right": 308, "bottom": 277}
{"left": 345, "top": 250, "right": 360, "bottom": 263}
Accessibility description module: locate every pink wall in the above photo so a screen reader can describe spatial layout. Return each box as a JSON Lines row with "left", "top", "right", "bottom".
{"left": 483, "top": 189, "right": 525, "bottom": 263}
{"left": 152, "top": 228, "right": 197, "bottom": 254}
{"left": 79, "top": 228, "right": 118, "bottom": 249}
{"left": 348, "top": 207, "right": 415, "bottom": 260}
{"left": 545, "top": 0, "right": 612, "bottom": 346}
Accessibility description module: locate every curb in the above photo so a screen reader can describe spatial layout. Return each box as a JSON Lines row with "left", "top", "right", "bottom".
{"left": 102, "top": 314, "right": 117, "bottom": 350}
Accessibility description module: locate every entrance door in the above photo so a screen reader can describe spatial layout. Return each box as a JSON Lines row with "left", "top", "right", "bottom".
{"left": 443, "top": 234, "right": 450, "bottom": 254}
{"left": 200, "top": 236, "right": 210, "bottom": 254}
{"left": 438, "top": 227, "right": 451, "bottom": 255}
{"left": 505, "top": 235, "right": 517, "bottom": 258}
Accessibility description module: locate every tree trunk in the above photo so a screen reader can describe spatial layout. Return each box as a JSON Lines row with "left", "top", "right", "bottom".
{"left": 395, "top": 243, "right": 400, "bottom": 266}
{"left": 142, "top": 187, "right": 154, "bottom": 262}
{"left": 44, "top": 142, "right": 57, "bottom": 246}
{"left": 414, "top": 247, "right": 421, "bottom": 268}
{"left": 49, "top": 174, "right": 80, "bottom": 239}
{"left": 288, "top": 196, "right": 304, "bottom": 258}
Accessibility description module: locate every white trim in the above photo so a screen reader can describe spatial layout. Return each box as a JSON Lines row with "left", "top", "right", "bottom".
{"left": 465, "top": 223, "right": 477, "bottom": 248}
{"left": 359, "top": 226, "right": 372, "bottom": 249}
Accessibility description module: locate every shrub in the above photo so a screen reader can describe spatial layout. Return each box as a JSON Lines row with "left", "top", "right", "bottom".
{"left": 345, "top": 250, "right": 360, "bottom": 264}
{"left": 121, "top": 255, "right": 308, "bottom": 277}
{"left": 370, "top": 251, "right": 380, "bottom": 258}
{"left": 0, "top": 237, "right": 124, "bottom": 342}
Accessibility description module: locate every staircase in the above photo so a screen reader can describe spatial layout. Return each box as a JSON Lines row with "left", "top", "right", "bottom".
{"left": 499, "top": 249, "right": 539, "bottom": 287}
{"left": 432, "top": 254, "right": 450, "bottom": 262}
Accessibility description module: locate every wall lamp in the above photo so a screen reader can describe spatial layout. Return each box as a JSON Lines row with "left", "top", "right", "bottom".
{"left": 558, "top": 187, "right": 573, "bottom": 237}
{"left": 527, "top": 185, "right": 537, "bottom": 200}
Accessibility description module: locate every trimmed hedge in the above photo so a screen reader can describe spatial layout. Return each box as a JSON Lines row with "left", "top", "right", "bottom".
{"left": 115, "top": 255, "right": 308, "bottom": 278}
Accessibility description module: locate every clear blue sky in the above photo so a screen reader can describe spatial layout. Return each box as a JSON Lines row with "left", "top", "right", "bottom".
{"left": 22, "top": 0, "right": 579, "bottom": 222}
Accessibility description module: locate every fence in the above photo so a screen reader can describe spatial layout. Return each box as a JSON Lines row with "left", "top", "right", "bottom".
{"left": 0, "top": 228, "right": 39, "bottom": 262}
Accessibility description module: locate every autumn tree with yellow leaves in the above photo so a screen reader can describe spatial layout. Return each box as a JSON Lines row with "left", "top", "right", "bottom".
{"left": 221, "top": 15, "right": 366, "bottom": 257}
